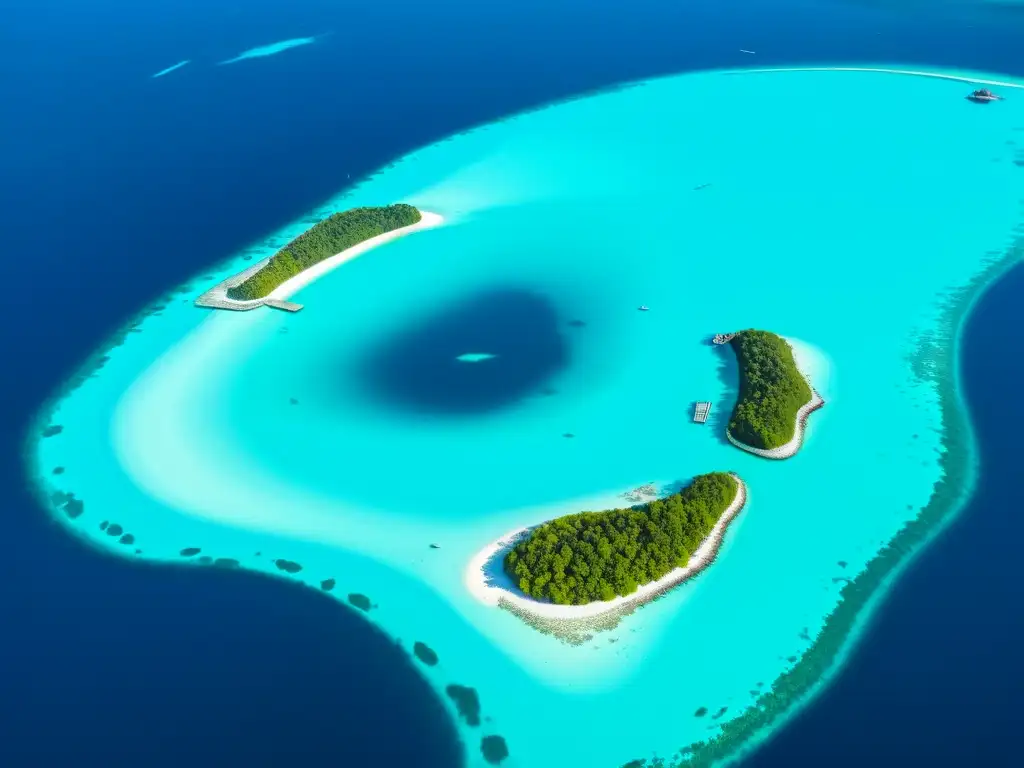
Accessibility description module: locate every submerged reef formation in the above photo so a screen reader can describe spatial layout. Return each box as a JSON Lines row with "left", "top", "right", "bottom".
{"left": 413, "top": 641, "right": 440, "bottom": 666}
{"left": 445, "top": 684, "right": 482, "bottom": 726}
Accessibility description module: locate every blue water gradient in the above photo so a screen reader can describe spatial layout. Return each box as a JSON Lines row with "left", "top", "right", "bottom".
{"left": 3, "top": 1, "right": 1024, "bottom": 767}
{"left": 27, "top": 62, "right": 1024, "bottom": 767}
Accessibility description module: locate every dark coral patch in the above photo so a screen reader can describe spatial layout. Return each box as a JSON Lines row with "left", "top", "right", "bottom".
{"left": 694, "top": 706, "right": 708, "bottom": 717}
{"left": 347, "top": 593, "right": 371, "bottom": 612}
{"left": 99, "top": 521, "right": 109, "bottom": 531}
{"left": 320, "top": 578, "right": 336, "bottom": 592}
{"left": 41, "top": 424, "right": 64, "bottom": 438}
{"left": 119, "top": 534, "right": 135, "bottom": 545}
{"left": 107, "top": 524, "right": 123, "bottom": 537}
{"left": 445, "top": 684, "right": 481, "bottom": 726}
{"left": 712, "top": 706, "right": 729, "bottom": 720}
{"left": 52, "top": 467, "right": 65, "bottom": 475}
{"left": 198, "top": 556, "right": 213, "bottom": 565}
{"left": 480, "top": 735, "right": 509, "bottom": 765}
{"left": 60, "top": 496, "right": 84, "bottom": 519}
{"left": 180, "top": 547, "right": 201, "bottom": 557}
{"left": 413, "top": 641, "right": 439, "bottom": 666}
{"left": 214, "top": 558, "right": 240, "bottom": 568}
{"left": 274, "top": 559, "right": 303, "bottom": 574}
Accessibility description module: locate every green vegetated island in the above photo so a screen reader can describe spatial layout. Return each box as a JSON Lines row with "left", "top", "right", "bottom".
{"left": 727, "top": 330, "right": 814, "bottom": 450}
{"left": 226, "top": 204, "right": 422, "bottom": 301}
{"left": 504, "top": 473, "right": 740, "bottom": 605}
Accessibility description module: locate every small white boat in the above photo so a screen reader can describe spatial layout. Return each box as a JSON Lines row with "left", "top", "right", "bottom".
{"left": 638, "top": 305, "right": 650, "bottom": 311}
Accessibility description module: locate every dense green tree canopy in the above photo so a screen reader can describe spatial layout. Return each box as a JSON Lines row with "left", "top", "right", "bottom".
{"left": 504, "top": 473, "right": 739, "bottom": 605}
{"left": 727, "top": 330, "right": 813, "bottom": 450}
{"left": 227, "top": 204, "right": 421, "bottom": 301}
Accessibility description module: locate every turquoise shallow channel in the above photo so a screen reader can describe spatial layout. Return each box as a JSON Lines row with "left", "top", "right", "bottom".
{"left": 30, "top": 66, "right": 1024, "bottom": 767}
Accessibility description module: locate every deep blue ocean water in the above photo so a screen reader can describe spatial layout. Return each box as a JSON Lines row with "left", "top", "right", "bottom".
{"left": 2, "top": 0, "right": 1023, "bottom": 765}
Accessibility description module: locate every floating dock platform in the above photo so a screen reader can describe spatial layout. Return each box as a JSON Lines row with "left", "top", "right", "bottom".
{"left": 694, "top": 401, "right": 712, "bottom": 423}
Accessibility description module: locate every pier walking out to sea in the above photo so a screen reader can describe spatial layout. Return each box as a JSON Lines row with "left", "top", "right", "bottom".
{"left": 694, "top": 401, "right": 712, "bottom": 423}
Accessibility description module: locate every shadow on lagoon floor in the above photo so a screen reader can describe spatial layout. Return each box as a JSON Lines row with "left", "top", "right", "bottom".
{"left": 707, "top": 346, "right": 739, "bottom": 448}
{"left": 356, "top": 287, "right": 569, "bottom": 416}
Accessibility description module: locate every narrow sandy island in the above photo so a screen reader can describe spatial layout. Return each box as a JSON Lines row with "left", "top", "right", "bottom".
{"left": 725, "top": 337, "right": 825, "bottom": 460}
{"left": 731, "top": 66, "right": 1024, "bottom": 90}
{"left": 466, "top": 475, "right": 747, "bottom": 621}
{"left": 195, "top": 210, "right": 443, "bottom": 311}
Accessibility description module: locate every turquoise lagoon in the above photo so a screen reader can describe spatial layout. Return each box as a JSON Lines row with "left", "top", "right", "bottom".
{"left": 31, "top": 67, "right": 1024, "bottom": 767}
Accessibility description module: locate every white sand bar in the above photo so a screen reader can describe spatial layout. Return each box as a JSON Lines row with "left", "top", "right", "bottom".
{"left": 466, "top": 475, "right": 748, "bottom": 621}
{"left": 195, "top": 210, "right": 443, "bottom": 310}
{"left": 733, "top": 66, "right": 1024, "bottom": 90}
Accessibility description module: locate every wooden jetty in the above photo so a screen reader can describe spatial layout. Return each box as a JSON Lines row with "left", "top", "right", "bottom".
{"left": 264, "top": 299, "right": 303, "bottom": 312}
{"left": 694, "top": 401, "right": 712, "bottom": 424}
{"left": 194, "top": 258, "right": 303, "bottom": 312}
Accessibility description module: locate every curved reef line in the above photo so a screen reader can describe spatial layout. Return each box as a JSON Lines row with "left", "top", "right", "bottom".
{"left": 730, "top": 66, "right": 1024, "bottom": 90}
{"left": 466, "top": 475, "right": 747, "bottom": 622}
{"left": 638, "top": 243, "right": 1021, "bottom": 768}
{"left": 194, "top": 211, "right": 443, "bottom": 311}
{"left": 724, "top": 337, "right": 824, "bottom": 460}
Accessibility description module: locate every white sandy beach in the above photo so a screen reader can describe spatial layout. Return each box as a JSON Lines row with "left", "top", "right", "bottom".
{"left": 726, "top": 336, "right": 828, "bottom": 460}
{"left": 738, "top": 66, "right": 1024, "bottom": 90}
{"left": 196, "top": 210, "right": 444, "bottom": 310}
{"left": 465, "top": 475, "right": 748, "bottom": 621}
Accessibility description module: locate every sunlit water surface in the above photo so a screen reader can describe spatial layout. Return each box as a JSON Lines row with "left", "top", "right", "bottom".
{"left": 32, "top": 66, "right": 1024, "bottom": 767}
